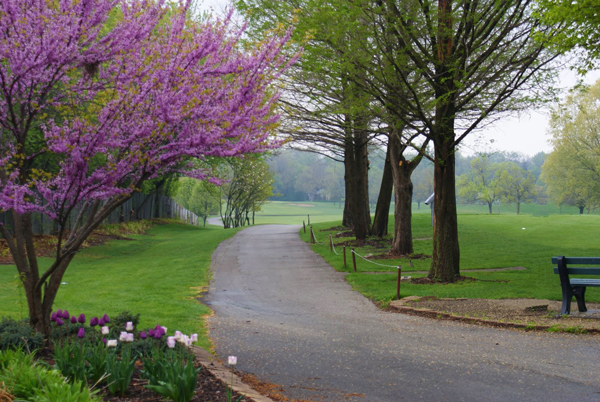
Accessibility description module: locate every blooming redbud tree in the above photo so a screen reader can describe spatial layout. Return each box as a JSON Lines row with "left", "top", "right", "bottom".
{"left": 0, "top": 0, "right": 294, "bottom": 335}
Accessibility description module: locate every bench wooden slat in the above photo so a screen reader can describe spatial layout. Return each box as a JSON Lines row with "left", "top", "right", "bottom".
{"left": 551, "top": 256, "right": 600, "bottom": 265}
{"left": 570, "top": 278, "right": 600, "bottom": 286}
{"left": 553, "top": 267, "right": 600, "bottom": 275}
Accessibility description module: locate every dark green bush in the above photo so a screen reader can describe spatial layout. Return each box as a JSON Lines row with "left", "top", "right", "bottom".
{"left": 0, "top": 317, "right": 43, "bottom": 352}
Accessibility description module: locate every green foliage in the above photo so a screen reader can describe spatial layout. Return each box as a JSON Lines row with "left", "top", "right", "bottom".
{"left": 142, "top": 347, "right": 199, "bottom": 402}
{"left": 0, "top": 348, "right": 100, "bottom": 402}
{"left": 542, "top": 80, "right": 600, "bottom": 213}
{"left": 112, "top": 311, "right": 140, "bottom": 332}
{"left": 85, "top": 341, "right": 108, "bottom": 385}
{"left": 53, "top": 340, "right": 89, "bottom": 384}
{"left": 0, "top": 317, "right": 44, "bottom": 352}
{"left": 173, "top": 177, "right": 220, "bottom": 225}
{"left": 105, "top": 347, "right": 136, "bottom": 396}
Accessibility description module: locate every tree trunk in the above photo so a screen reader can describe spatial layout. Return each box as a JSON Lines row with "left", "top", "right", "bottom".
{"left": 388, "top": 133, "right": 414, "bottom": 255}
{"left": 429, "top": 135, "right": 460, "bottom": 281}
{"left": 488, "top": 202, "right": 492, "bottom": 214}
{"left": 342, "top": 137, "right": 354, "bottom": 228}
{"left": 579, "top": 206, "right": 584, "bottom": 214}
{"left": 370, "top": 147, "right": 393, "bottom": 237}
{"left": 349, "top": 129, "right": 370, "bottom": 240}
{"left": 517, "top": 202, "right": 521, "bottom": 215}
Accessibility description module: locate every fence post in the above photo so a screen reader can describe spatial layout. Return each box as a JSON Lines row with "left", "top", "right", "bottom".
{"left": 352, "top": 248, "right": 357, "bottom": 272}
{"left": 343, "top": 246, "right": 347, "bottom": 268}
{"left": 396, "top": 266, "right": 402, "bottom": 300}
{"left": 310, "top": 226, "right": 315, "bottom": 244}
{"left": 307, "top": 214, "right": 310, "bottom": 225}
{"left": 303, "top": 221, "right": 306, "bottom": 233}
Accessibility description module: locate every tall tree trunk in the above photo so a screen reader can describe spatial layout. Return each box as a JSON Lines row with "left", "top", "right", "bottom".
{"left": 488, "top": 202, "right": 492, "bottom": 214}
{"left": 342, "top": 136, "right": 354, "bottom": 228}
{"left": 429, "top": 135, "right": 460, "bottom": 281}
{"left": 388, "top": 133, "right": 415, "bottom": 255}
{"left": 370, "top": 148, "right": 393, "bottom": 237}
{"left": 350, "top": 128, "right": 371, "bottom": 240}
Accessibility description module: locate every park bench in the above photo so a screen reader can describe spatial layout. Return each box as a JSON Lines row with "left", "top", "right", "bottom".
{"left": 552, "top": 256, "right": 600, "bottom": 315}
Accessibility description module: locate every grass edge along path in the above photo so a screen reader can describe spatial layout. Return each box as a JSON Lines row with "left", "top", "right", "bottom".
{"left": 300, "top": 214, "right": 600, "bottom": 306}
{"left": 0, "top": 222, "right": 242, "bottom": 351}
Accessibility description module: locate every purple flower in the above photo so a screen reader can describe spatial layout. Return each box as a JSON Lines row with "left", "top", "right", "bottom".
{"left": 140, "top": 331, "right": 147, "bottom": 339}
{"left": 98, "top": 317, "right": 105, "bottom": 326}
{"left": 78, "top": 314, "right": 86, "bottom": 324}
{"left": 148, "top": 329, "right": 155, "bottom": 337}
{"left": 50, "top": 313, "right": 57, "bottom": 322}
{"left": 102, "top": 338, "right": 107, "bottom": 344}
{"left": 56, "top": 309, "right": 63, "bottom": 317}
{"left": 154, "top": 330, "right": 163, "bottom": 340}
{"left": 71, "top": 316, "right": 77, "bottom": 324}
{"left": 90, "top": 317, "right": 99, "bottom": 327}
{"left": 77, "top": 327, "right": 85, "bottom": 338}
{"left": 102, "top": 314, "right": 110, "bottom": 323}
{"left": 56, "top": 318, "right": 64, "bottom": 326}
{"left": 62, "top": 310, "right": 70, "bottom": 319}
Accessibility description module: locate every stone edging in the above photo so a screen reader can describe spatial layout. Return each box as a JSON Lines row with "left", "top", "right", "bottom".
{"left": 388, "top": 297, "right": 600, "bottom": 335}
{"left": 191, "top": 346, "right": 275, "bottom": 402}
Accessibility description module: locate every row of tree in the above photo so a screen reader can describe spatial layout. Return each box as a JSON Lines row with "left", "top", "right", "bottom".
{"left": 236, "top": 0, "right": 572, "bottom": 281}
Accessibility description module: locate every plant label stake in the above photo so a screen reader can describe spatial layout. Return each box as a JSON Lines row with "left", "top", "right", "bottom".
{"left": 396, "top": 266, "right": 402, "bottom": 300}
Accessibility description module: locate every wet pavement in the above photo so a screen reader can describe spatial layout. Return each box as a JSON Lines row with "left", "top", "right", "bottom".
{"left": 206, "top": 225, "right": 600, "bottom": 401}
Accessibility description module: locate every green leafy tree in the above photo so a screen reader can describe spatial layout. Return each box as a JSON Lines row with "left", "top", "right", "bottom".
{"left": 541, "top": 80, "right": 600, "bottom": 213}
{"left": 457, "top": 157, "right": 501, "bottom": 214}
{"left": 495, "top": 162, "right": 537, "bottom": 214}
{"left": 174, "top": 178, "right": 220, "bottom": 226}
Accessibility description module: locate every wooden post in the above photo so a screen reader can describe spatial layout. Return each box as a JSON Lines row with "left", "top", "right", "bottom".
{"left": 308, "top": 214, "right": 310, "bottom": 225}
{"left": 303, "top": 221, "right": 306, "bottom": 233}
{"left": 343, "top": 246, "right": 347, "bottom": 268}
{"left": 310, "top": 226, "right": 314, "bottom": 244}
{"left": 352, "top": 248, "right": 357, "bottom": 272}
{"left": 329, "top": 234, "right": 333, "bottom": 252}
{"left": 396, "top": 266, "right": 402, "bottom": 300}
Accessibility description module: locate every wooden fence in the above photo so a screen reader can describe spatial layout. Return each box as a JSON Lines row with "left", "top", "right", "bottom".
{"left": 0, "top": 193, "right": 199, "bottom": 235}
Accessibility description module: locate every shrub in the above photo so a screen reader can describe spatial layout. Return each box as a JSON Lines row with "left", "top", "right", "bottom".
{"left": 142, "top": 347, "right": 199, "bottom": 402}
{"left": 0, "top": 317, "right": 43, "bottom": 352}
{"left": 0, "top": 348, "right": 100, "bottom": 402}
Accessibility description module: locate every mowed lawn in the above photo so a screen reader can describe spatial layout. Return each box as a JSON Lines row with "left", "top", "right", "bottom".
{"left": 302, "top": 213, "right": 600, "bottom": 304}
{"left": 0, "top": 223, "right": 241, "bottom": 350}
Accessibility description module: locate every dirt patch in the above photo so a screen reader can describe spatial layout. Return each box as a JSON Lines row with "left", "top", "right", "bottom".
{"left": 389, "top": 296, "right": 600, "bottom": 333}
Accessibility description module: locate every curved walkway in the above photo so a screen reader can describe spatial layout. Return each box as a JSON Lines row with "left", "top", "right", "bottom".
{"left": 206, "top": 225, "right": 600, "bottom": 401}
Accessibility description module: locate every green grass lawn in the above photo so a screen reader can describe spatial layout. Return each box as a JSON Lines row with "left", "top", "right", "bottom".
{"left": 302, "top": 213, "right": 600, "bottom": 305}
{"left": 0, "top": 222, "right": 241, "bottom": 351}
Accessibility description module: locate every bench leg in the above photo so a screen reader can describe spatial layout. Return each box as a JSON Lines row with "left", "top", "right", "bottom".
{"left": 561, "top": 287, "right": 573, "bottom": 315}
{"left": 573, "top": 287, "right": 588, "bottom": 312}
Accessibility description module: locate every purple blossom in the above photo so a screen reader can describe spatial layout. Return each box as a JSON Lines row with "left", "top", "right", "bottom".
{"left": 140, "top": 331, "right": 147, "bottom": 339}
{"left": 102, "top": 338, "right": 107, "bottom": 344}
{"left": 78, "top": 314, "right": 86, "bottom": 324}
{"left": 62, "top": 310, "right": 70, "bottom": 319}
{"left": 98, "top": 317, "right": 105, "bottom": 326}
{"left": 102, "top": 314, "right": 110, "bottom": 324}
{"left": 56, "top": 318, "right": 64, "bottom": 326}
{"left": 77, "top": 327, "right": 85, "bottom": 338}
{"left": 90, "top": 317, "right": 99, "bottom": 327}
{"left": 148, "top": 329, "right": 155, "bottom": 337}
{"left": 56, "top": 309, "right": 62, "bottom": 317}
{"left": 154, "top": 330, "right": 163, "bottom": 340}
{"left": 71, "top": 316, "right": 77, "bottom": 324}
{"left": 50, "top": 313, "right": 57, "bottom": 322}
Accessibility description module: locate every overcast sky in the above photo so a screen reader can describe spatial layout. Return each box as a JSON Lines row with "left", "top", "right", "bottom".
{"left": 198, "top": 0, "right": 600, "bottom": 157}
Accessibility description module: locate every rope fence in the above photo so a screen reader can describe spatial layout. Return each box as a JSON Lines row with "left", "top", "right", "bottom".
{"left": 351, "top": 249, "right": 400, "bottom": 268}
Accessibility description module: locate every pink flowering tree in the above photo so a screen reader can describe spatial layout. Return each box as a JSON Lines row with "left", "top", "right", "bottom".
{"left": 0, "top": 0, "right": 293, "bottom": 336}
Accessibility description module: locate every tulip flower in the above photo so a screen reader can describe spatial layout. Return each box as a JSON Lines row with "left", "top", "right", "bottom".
{"left": 125, "top": 321, "right": 134, "bottom": 331}
{"left": 102, "top": 338, "right": 107, "bottom": 344}
{"left": 140, "top": 331, "right": 147, "bottom": 339}
{"left": 119, "top": 331, "right": 128, "bottom": 341}
{"left": 154, "top": 330, "right": 163, "bottom": 340}
{"left": 77, "top": 327, "right": 85, "bottom": 338}
{"left": 125, "top": 333, "right": 134, "bottom": 342}
{"left": 101, "top": 326, "right": 109, "bottom": 335}
{"left": 107, "top": 340, "right": 117, "bottom": 347}
{"left": 175, "top": 330, "right": 182, "bottom": 340}
{"left": 167, "top": 337, "right": 176, "bottom": 348}
{"left": 62, "top": 310, "right": 70, "bottom": 319}
{"left": 56, "top": 318, "right": 64, "bottom": 326}
{"left": 102, "top": 314, "right": 110, "bottom": 323}
{"left": 78, "top": 314, "right": 86, "bottom": 324}
{"left": 90, "top": 317, "right": 99, "bottom": 327}
{"left": 191, "top": 334, "right": 198, "bottom": 343}
{"left": 228, "top": 356, "right": 237, "bottom": 365}
{"left": 148, "top": 329, "right": 155, "bottom": 337}
{"left": 71, "top": 316, "right": 77, "bottom": 324}
{"left": 56, "top": 309, "right": 62, "bottom": 317}
{"left": 50, "top": 313, "right": 57, "bottom": 322}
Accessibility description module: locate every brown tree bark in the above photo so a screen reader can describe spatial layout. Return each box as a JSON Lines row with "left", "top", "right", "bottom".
{"left": 370, "top": 147, "right": 393, "bottom": 237}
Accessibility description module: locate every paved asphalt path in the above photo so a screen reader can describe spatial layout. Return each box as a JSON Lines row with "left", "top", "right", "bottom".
{"left": 206, "top": 225, "right": 600, "bottom": 401}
